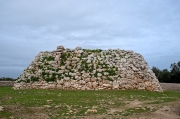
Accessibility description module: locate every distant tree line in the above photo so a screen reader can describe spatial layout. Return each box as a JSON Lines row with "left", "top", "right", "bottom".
{"left": 152, "top": 61, "right": 180, "bottom": 83}
{"left": 0, "top": 77, "right": 16, "bottom": 81}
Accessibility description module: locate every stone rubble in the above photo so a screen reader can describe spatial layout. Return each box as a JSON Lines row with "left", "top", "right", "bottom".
{"left": 13, "top": 45, "right": 163, "bottom": 92}
{"left": 0, "top": 106, "right": 4, "bottom": 112}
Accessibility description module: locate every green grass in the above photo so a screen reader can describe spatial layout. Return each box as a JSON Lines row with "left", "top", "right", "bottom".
{"left": 0, "top": 87, "right": 180, "bottom": 118}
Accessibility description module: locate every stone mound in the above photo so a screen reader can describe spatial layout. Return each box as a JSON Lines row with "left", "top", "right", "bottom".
{"left": 13, "top": 46, "right": 163, "bottom": 92}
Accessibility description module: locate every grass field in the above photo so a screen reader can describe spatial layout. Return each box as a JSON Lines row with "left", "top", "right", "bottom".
{"left": 0, "top": 87, "right": 180, "bottom": 119}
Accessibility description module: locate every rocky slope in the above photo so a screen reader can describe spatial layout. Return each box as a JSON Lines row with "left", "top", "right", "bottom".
{"left": 13, "top": 46, "right": 162, "bottom": 92}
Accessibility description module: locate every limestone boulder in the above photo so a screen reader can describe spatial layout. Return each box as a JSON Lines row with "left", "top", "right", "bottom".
{"left": 113, "top": 80, "right": 119, "bottom": 89}
{"left": 75, "top": 47, "right": 82, "bottom": 50}
{"left": 57, "top": 45, "right": 64, "bottom": 50}
{"left": 64, "top": 82, "right": 71, "bottom": 88}
{"left": 55, "top": 55, "right": 60, "bottom": 61}
{"left": 92, "top": 82, "right": 97, "bottom": 88}
{"left": 103, "top": 84, "right": 112, "bottom": 88}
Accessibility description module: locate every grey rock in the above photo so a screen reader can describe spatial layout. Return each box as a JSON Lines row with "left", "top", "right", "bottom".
{"left": 75, "top": 47, "right": 82, "bottom": 50}
{"left": 57, "top": 45, "right": 64, "bottom": 49}
{"left": 103, "top": 84, "right": 112, "bottom": 88}
{"left": 0, "top": 106, "right": 4, "bottom": 112}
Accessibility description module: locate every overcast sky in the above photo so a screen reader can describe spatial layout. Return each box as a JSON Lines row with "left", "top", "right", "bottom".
{"left": 0, "top": 0, "right": 180, "bottom": 78}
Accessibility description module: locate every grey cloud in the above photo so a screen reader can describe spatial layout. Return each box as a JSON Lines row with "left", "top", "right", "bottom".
{"left": 0, "top": 0, "right": 180, "bottom": 78}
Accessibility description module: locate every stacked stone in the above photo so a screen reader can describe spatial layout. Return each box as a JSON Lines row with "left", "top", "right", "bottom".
{"left": 0, "top": 81, "right": 14, "bottom": 86}
{"left": 13, "top": 45, "right": 163, "bottom": 92}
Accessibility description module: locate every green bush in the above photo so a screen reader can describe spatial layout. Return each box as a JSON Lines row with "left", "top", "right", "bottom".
{"left": 56, "top": 68, "right": 60, "bottom": 72}
{"left": 45, "top": 77, "right": 56, "bottom": 82}
{"left": 38, "top": 65, "right": 43, "bottom": 69}
{"left": 61, "top": 53, "right": 67, "bottom": 61}
{"left": 83, "top": 49, "right": 102, "bottom": 53}
{"left": 26, "top": 79, "right": 30, "bottom": 83}
{"left": 67, "top": 52, "right": 71, "bottom": 57}
{"left": 44, "top": 62, "right": 49, "bottom": 65}
{"left": 106, "top": 76, "right": 113, "bottom": 81}
{"left": 31, "top": 76, "right": 39, "bottom": 82}
{"left": 105, "top": 69, "right": 116, "bottom": 76}
{"left": 60, "top": 60, "right": 65, "bottom": 66}
{"left": 47, "top": 56, "right": 55, "bottom": 61}
{"left": 17, "top": 80, "right": 25, "bottom": 83}
{"left": 0, "top": 77, "right": 15, "bottom": 81}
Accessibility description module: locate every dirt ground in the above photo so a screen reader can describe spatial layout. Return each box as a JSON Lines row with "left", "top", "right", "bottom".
{"left": 1, "top": 83, "right": 180, "bottom": 119}
{"left": 7, "top": 97, "right": 180, "bottom": 119}
{"left": 84, "top": 83, "right": 180, "bottom": 119}
{"left": 82, "top": 99, "right": 180, "bottom": 119}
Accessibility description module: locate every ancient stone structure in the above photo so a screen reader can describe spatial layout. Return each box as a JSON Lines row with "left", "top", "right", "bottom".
{"left": 13, "top": 46, "right": 163, "bottom": 92}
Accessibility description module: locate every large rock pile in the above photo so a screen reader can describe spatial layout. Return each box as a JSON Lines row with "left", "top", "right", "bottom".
{"left": 14, "top": 46, "right": 163, "bottom": 92}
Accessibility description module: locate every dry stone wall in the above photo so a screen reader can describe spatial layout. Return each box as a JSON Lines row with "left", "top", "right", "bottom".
{"left": 0, "top": 81, "right": 14, "bottom": 86}
{"left": 13, "top": 46, "right": 163, "bottom": 92}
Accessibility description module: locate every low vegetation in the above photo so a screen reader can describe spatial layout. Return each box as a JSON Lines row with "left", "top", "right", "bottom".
{"left": 0, "top": 77, "right": 16, "bottom": 81}
{"left": 0, "top": 87, "right": 180, "bottom": 119}
{"left": 152, "top": 61, "right": 180, "bottom": 83}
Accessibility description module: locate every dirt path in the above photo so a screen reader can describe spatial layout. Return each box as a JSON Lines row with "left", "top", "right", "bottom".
{"left": 83, "top": 100, "right": 180, "bottom": 119}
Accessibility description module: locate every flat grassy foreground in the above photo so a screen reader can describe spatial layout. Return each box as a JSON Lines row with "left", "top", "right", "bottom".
{"left": 0, "top": 87, "right": 180, "bottom": 119}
